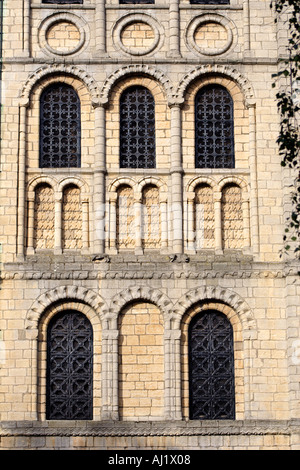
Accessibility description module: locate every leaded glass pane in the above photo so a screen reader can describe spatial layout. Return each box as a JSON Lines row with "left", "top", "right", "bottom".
{"left": 120, "top": 0, "right": 154, "bottom": 4}
{"left": 46, "top": 311, "right": 93, "bottom": 420}
{"left": 40, "top": 84, "right": 81, "bottom": 168}
{"left": 190, "top": 0, "right": 230, "bottom": 4}
{"left": 120, "top": 86, "right": 156, "bottom": 169}
{"left": 42, "top": 1, "right": 83, "bottom": 4}
{"left": 195, "top": 85, "right": 234, "bottom": 169}
{"left": 189, "top": 311, "right": 235, "bottom": 420}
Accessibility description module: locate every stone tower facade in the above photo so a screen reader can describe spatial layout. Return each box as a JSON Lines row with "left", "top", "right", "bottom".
{"left": 0, "top": 0, "right": 299, "bottom": 450}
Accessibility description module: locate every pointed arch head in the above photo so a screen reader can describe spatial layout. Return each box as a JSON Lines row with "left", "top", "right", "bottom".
{"left": 19, "top": 64, "right": 101, "bottom": 108}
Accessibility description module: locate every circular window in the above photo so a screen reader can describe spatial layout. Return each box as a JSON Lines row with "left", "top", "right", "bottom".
{"left": 113, "top": 14, "right": 162, "bottom": 56}
{"left": 39, "top": 14, "right": 87, "bottom": 56}
{"left": 186, "top": 14, "right": 234, "bottom": 56}
{"left": 46, "top": 21, "right": 82, "bottom": 54}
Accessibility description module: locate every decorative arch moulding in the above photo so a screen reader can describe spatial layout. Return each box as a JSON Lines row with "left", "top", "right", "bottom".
{"left": 24, "top": 284, "right": 257, "bottom": 338}
{"left": 19, "top": 63, "right": 255, "bottom": 109}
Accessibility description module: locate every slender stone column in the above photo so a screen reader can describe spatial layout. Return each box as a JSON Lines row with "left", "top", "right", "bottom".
{"left": 26, "top": 194, "right": 35, "bottom": 255}
{"left": 82, "top": 199, "right": 89, "bottom": 251}
{"left": 101, "top": 327, "right": 119, "bottom": 421}
{"left": 17, "top": 105, "right": 27, "bottom": 259}
{"left": 214, "top": 191, "right": 223, "bottom": 252}
{"left": 54, "top": 195, "right": 62, "bottom": 254}
{"left": 94, "top": 105, "right": 106, "bottom": 254}
{"left": 109, "top": 193, "right": 117, "bottom": 253}
{"left": 169, "top": 102, "right": 184, "bottom": 254}
{"left": 95, "top": 0, "right": 106, "bottom": 54}
{"left": 160, "top": 198, "right": 168, "bottom": 251}
{"left": 134, "top": 194, "right": 143, "bottom": 255}
{"left": 242, "top": 195, "right": 251, "bottom": 250}
{"left": 243, "top": 0, "right": 251, "bottom": 54}
{"left": 23, "top": 0, "right": 31, "bottom": 57}
{"left": 187, "top": 192, "right": 196, "bottom": 253}
{"left": 248, "top": 103, "right": 260, "bottom": 255}
{"left": 166, "top": 329, "right": 182, "bottom": 420}
{"left": 169, "top": 0, "right": 181, "bottom": 58}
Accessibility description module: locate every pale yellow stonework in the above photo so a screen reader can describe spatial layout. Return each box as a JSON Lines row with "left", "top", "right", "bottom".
{"left": 0, "top": 0, "right": 299, "bottom": 451}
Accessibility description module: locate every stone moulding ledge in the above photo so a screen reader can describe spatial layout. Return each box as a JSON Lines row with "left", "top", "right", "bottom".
{"left": 0, "top": 420, "right": 297, "bottom": 438}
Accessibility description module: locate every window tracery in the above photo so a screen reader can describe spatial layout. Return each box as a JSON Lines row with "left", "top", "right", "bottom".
{"left": 195, "top": 85, "right": 234, "bottom": 169}
{"left": 189, "top": 310, "right": 235, "bottom": 420}
{"left": 120, "top": 86, "right": 156, "bottom": 169}
{"left": 46, "top": 311, "right": 93, "bottom": 420}
{"left": 40, "top": 83, "right": 81, "bottom": 168}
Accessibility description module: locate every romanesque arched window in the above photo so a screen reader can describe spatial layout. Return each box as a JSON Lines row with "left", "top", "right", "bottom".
{"left": 33, "top": 183, "right": 55, "bottom": 250}
{"left": 40, "top": 83, "right": 81, "bottom": 168}
{"left": 221, "top": 183, "right": 244, "bottom": 249}
{"left": 195, "top": 85, "right": 234, "bottom": 169}
{"left": 120, "top": 86, "right": 156, "bottom": 169}
{"left": 46, "top": 311, "right": 93, "bottom": 420}
{"left": 189, "top": 310, "right": 235, "bottom": 420}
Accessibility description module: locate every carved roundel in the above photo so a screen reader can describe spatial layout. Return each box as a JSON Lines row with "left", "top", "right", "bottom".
{"left": 38, "top": 13, "right": 88, "bottom": 56}
{"left": 186, "top": 14, "right": 235, "bottom": 57}
{"left": 113, "top": 14, "right": 163, "bottom": 56}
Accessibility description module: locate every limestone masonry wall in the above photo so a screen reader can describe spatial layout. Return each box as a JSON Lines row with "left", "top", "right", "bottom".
{"left": 0, "top": 0, "right": 299, "bottom": 450}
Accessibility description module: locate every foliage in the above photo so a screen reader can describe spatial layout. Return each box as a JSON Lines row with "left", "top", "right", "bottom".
{"left": 271, "top": 0, "right": 300, "bottom": 256}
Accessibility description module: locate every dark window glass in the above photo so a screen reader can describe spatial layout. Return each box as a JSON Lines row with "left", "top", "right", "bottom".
{"left": 40, "top": 84, "right": 81, "bottom": 168}
{"left": 195, "top": 85, "right": 235, "bottom": 169}
{"left": 120, "top": 86, "right": 156, "bottom": 169}
{"left": 46, "top": 311, "right": 93, "bottom": 420}
{"left": 119, "top": 0, "right": 154, "bottom": 4}
{"left": 42, "top": 0, "right": 83, "bottom": 4}
{"left": 189, "top": 310, "right": 235, "bottom": 420}
{"left": 190, "top": 0, "right": 229, "bottom": 4}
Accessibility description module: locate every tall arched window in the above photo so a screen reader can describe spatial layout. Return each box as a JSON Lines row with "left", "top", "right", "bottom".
{"left": 189, "top": 310, "right": 235, "bottom": 420}
{"left": 46, "top": 311, "right": 93, "bottom": 420}
{"left": 120, "top": 86, "right": 156, "bottom": 169}
{"left": 40, "top": 83, "right": 81, "bottom": 168}
{"left": 195, "top": 85, "right": 234, "bottom": 169}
